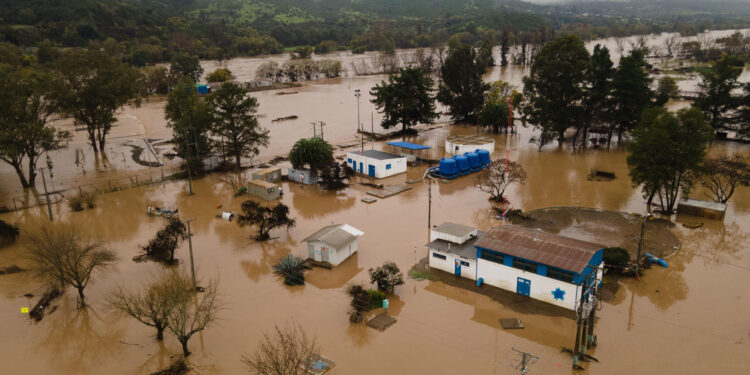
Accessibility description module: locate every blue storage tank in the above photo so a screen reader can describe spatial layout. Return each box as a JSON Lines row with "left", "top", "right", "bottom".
{"left": 476, "top": 149, "right": 491, "bottom": 166}
{"left": 438, "top": 158, "right": 457, "bottom": 176}
{"left": 453, "top": 155, "right": 469, "bottom": 175}
{"left": 465, "top": 152, "right": 481, "bottom": 171}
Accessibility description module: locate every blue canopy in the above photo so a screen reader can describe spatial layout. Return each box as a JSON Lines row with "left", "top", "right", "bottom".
{"left": 386, "top": 141, "right": 431, "bottom": 150}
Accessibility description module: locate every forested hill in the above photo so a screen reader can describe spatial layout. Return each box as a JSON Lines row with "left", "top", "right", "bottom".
{"left": 1, "top": 0, "right": 748, "bottom": 63}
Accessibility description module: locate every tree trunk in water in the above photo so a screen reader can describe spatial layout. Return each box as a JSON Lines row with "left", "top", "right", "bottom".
{"left": 646, "top": 189, "right": 656, "bottom": 213}
{"left": 235, "top": 154, "right": 241, "bottom": 171}
{"left": 77, "top": 287, "right": 86, "bottom": 307}
{"left": 180, "top": 339, "right": 191, "bottom": 357}
{"left": 156, "top": 325, "right": 164, "bottom": 341}
{"left": 12, "top": 164, "right": 30, "bottom": 188}
{"left": 89, "top": 131, "right": 99, "bottom": 153}
{"left": 99, "top": 138, "right": 106, "bottom": 153}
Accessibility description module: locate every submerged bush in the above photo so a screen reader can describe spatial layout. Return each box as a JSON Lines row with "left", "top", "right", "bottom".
{"left": 272, "top": 254, "right": 306, "bottom": 286}
{"left": 142, "top": 217, "right": 187, "bottom": 263}
{"left": 603, "top": 247, "right": 630, "bottom": 268}
{"left": 68, "top": 192, "right": 96, "bottom": 212}
{"left": 0, "top": 220, "right": 19, "bottom": 245}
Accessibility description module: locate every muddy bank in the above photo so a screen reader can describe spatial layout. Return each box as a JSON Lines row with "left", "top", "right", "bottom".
{"left": 516, "top": 207, "right": 680, "bottom": 258}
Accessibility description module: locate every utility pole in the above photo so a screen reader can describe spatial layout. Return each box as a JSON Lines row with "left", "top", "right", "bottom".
{"left": 501, "top": 96, "right": 514, "bottom": 223}
{"left": 355, "top": 89, "right": 362, "bottom": 152}
{"left": 319, "top": 121, "right": 325, "bottom": 140}
{"left": 423, "top": 169, "right": 437, "bottom": 242}
{"left": 635, "top": 213, "right": 652, "bottom": 279}
{"left": 186, "top": 218, "right": 197, "bottom": 290}
{"left": 511, "top": 347, "right": 538, "bottom": 375}
{"left": 311, "top": 122, "right": 317, "bottom": 138}
{"left": 183, "top": 133, "right": 194, "bottom": 195}
{"left": 40, "top": 168, "right": 53, "bottom": 221}
{"left": 572, "top": 265, "right": 602, "bottom": 369}
{"left": 371, "top": 112, "right": 374, "bottom": 150}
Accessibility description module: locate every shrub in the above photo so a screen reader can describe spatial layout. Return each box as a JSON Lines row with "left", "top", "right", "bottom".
{"left": 68, "top": 192, "right": 96, "bottom": 212}
{"left": 368, "top": 261, "right": 404, "bottom": 293}
{"left": 142, "top": 217, "right": 187, "bottom": 263}
{"left": 0, "top": 220, "right": 19, "bottom": 245}
{"left": 367, "top": 289, "right": 386, "bottom": 308}
{"left": 603, "top": 247, "right": 630, "bottom": 268}
{"left": 272, "top": 254, "right": 305, "bottom": 286}
{"left": 347, "top": 283, "right": 370, "bottom": 312}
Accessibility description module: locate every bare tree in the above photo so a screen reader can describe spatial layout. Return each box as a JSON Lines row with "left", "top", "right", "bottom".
{"left": 664, "top": 35, "right": 680, "bottom": 57}
{"left": 474, "top": 159, "right": 527, "bottom": 202}
{"left": 25, "top": 223, "right": 117, "bottom": 307}
{"left": 695, "top": 155, "right": 750, "bottom": 204}
{"left": 242, "top": 323, "right": 319, "bottom": 375}
{"left": 615, "top": 37, "right": 627, "bottom": 57}
{"left": 108, "top": 270, "right": 192, "bottom": 341}
{"left": 167, "top": 276, "right": 219, "bottom": 357}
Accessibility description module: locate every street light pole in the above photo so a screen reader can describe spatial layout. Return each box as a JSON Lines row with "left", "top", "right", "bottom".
{"left": 186, "top": 218, "right": 197, "bottom": 290}
{"left": 423, "top": 169, "right": 437, "bottom": 243}
{"left": 635, "top": 213, "right": 652, "bottom": 279}
{"left": 355, "top": 89, "right": 362, "bottom": 152}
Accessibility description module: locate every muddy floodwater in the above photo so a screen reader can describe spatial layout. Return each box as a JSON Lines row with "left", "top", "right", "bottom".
{"left": 2, "top": 29, "right": 750, "bottom": 375}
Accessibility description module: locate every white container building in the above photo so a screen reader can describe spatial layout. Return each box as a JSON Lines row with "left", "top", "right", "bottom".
{"left": 346, "top": 150, "right": 407, "bottom": 178}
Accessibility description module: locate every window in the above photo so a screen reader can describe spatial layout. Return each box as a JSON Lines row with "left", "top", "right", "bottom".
{"left": 460, "top": 260, "right": 470, "bottom": 267}
{"left": 512, "top": 258, "right": 538, "bottom": 273}
{"left": 347, "top": 158, "right": 352, "bottom": 163}
{"left": 386, "top": 164, "right": 392, "bottom": 170}
{"left": 547, "top": 268, "right": 575, "bottom": 283}
{"left": 480, "top": 250, "right": 504, "bottom": 265}
{"left": 432, "top": 252, "right": 446, "bottom": 260}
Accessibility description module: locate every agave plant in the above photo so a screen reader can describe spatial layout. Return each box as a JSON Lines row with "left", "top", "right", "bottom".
{"left": 272, "top": 254, "right": 306, "bottom": 286}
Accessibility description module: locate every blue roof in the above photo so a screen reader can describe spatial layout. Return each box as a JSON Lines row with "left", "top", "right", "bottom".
{"left": 386, "top": 141, "right": 431, "bottom": 150}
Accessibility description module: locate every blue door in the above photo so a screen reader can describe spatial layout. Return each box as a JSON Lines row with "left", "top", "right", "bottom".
{"left": 368, "top": 165, "right": 376, "bottom": 177}
{"left": 359, "top": 162, "right": 363, "bottom": 173}
{"left": 454, "top": 260, "right": 461, "bottom": 276}
{"left": 516, "top": 277, "right": 530, "bottom": 296}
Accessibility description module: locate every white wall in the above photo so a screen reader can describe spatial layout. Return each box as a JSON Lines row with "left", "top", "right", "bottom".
{"left": 310, "top": 239, "right": 358, "bottom": 266}
{"left": 347, "top": 153, "right": 407, "bottom": 178}
{"left": 477, "top": 259, "right": 581, "bottom": 310}
{"left": 430, "top": 228, "right": 477, "bottom": 245}
{"left": 445, "top": 140, "right": 495, "bottom": 155}
{"left": 428, "top": 249, "right": 477, "bottom": 281}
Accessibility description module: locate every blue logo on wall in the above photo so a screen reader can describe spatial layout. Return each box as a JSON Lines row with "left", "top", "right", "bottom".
{"left": 552, "top": 288, "right": 566, "bottom": 300}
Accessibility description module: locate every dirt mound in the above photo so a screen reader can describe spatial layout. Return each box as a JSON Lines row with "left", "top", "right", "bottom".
{"left": 518, "top": 207, "right": 679, "bottom": 259}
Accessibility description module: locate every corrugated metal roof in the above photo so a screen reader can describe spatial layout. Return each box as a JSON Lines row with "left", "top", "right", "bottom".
{"left": 434, "top": 222, "right": 476, "bottom": 238}
{"left": 475, "top": 225, "right": 604, "bottom": 273}
{"left": 386, "top": 141, "right": 431, "bottom": 150}
{"left": 303, "top": 224, "right": 363, "bottom": 248}
{"left": 347, "top": 150, "right": 404, "bottom": 160}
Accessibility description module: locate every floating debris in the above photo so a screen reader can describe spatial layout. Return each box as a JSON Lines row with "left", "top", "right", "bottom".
{"left": 500, "top": 318, "right": 525, "bottom": 329}
{"left": 275, "top": 91, "right": 299, "bottom": 95}
{"left": 271, "top": 115, "right": 298, "bottom": 123}
{"left": 367, "top": 313, "right": 397, "bottom": 331}
{"left": 361, "top": 197, "right": 377, "bottom": 204}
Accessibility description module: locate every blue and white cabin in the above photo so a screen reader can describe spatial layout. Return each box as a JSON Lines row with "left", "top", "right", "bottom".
{"left": 427, "top": 223, "right": 484, "bottom": 281}
{"left": 474, "top": 225, "right": 604, "bottom": 311}
{"left": 346, "top": 150, "right": 407, "bottom": 178}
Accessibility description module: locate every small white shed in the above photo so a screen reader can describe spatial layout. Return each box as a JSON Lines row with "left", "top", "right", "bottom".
{"left": 303, "top": 224, "right": 364, "bottom": 266}
{"left": 288, "top": 167, "right": 319, "bottom": 185}
{"left": 427, "top": 223, "right": 483, "bottom": 281}
{"left": 347, "top": 150, "right": 406, "bottom": 178}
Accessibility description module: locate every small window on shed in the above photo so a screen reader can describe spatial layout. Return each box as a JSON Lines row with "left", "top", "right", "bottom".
{"left": 347, "top": 158, "right": 352, "bottom": 163}
{"left": 432, "top": 252, "right": 447, "bottom": 260}
{"left": 547, "top": 268, "right": 575, "bottom": 283}
{"left": 460, "top": 260, "right": 470, "bottom": 267}
{"left": 386, "top": 164, "right": 392, "bottom": 170}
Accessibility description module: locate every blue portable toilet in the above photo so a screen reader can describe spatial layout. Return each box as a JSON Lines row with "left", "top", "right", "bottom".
{"left": 476, "top": 149, "right": 491, "bottom": 166}
{"left": 196, "top": 84, "right": 209, "bottom": 94}
{"left": 453, "top": 155, "right": 469, "bottom": 176}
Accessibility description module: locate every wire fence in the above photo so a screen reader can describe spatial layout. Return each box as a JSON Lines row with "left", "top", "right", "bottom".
{"left": 0, "top": 166, "right": 185, "bottom": 214}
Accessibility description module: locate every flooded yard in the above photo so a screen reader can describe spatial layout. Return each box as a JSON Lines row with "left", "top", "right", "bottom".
{"left": 1, "top": 29, "right": 750, "bottom": 374}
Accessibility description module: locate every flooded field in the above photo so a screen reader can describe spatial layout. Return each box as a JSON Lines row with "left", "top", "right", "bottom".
{"left": 1, "top": 29, "right": 750, "bottom": 374}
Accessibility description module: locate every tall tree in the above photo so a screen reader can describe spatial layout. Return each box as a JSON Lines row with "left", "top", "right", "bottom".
{"left": 167, "top": 275, "right": 219, "bottom": 357}
{"left": 500, "top": 29, "right": 510, "bottom": 67}
{"left": 581, "top": 44, "right": 614, "bottom": 149}
{"left": 242, "top": 323, "right": 319, "bottom": 375}
{"left": 370, "top": 67, "right": 438, "bottom": 132}
{"left": 694, "top": 54, "right": 743, "bottom": 130}
{"left": 237, "top": 201, "right": 296, "bottom": 241}
{"left": 611, "top": 50, "right": 653, "bottom": 145}
{"left": 289, "top": 138, "right": 334, "bottom": 173}
{"left": 0, "top": 66, "right": 71, "bottom": 188}
{"left": 437, "top": 44, "right": 489, "bottom": 123}
{"left": 474, "top": 159, "right": 527, "bottom": 202}
{"left": 694, "top": 155, "right": 749, "bottom": 204}
{"left": 478, "top": 81, "right": 512, "bottom": 133}
{"left": 655, "top": 76, "right": 680, "bottom": 107}
{"left": 207, "top": 83, "right": 269, "bottom": 169}
{"left": 627, "top": 107, "right": 713, "bottom": 213}
{"left": 25, "top": 223, "right": 118, "bottom": 307}
{"left": 54, "top": 49, "right": 143, "bottom": 152}
{"left": 165, "top": 80, "right": 213, "bottom": 171}
{"left": 170, "top": 53, "right": 203, "bottom": 83}
{"left": 522, "top": 35, "right": 590, "bottom": 146}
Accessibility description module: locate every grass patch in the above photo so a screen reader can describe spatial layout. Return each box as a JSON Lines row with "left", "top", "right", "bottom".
{"left": 408, "top": 268, "right": 433, "bottom": 281}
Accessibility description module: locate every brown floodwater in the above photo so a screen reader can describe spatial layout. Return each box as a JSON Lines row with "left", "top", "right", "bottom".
{"left": 2, "top": 29, "right": 750, "bottom": 375}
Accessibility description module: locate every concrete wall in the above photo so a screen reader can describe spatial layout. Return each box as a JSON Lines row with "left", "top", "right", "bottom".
{"left": 429, "top": 249, "right": 477, "bottom": 281}
{"left": 477, "top": 259, "right": 580, "bottom": 310}
{"left": 347, "top": 153, "right": 407, "bottom": 179}
{"left": 288, "top": 167, "right": 319, "bottom": 185}
{"left": 308, "top": 239, "right": 358, "bottom": 266}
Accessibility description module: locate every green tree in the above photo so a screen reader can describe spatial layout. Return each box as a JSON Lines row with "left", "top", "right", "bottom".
{"left": 36, "top": 40, "right": 60, "bottom": 66}
{"left": 237, "top": 201, "right": 296, "bottom": 241}
{"left": 627, "top": 107, "right": 713, "bottom": 213}
{"left": 478, "top": 81, "right": 512, "bottom": 133}
{"left": 612, "top": 50, "right": 653, "bottom": 145}
{"left": 206, "top": 68, "right": 233, "bottom": 83}
{"left": 289, "top": 137, "right": 334, "bottom": 173}
{"left": 0, "top": 66, "right": 71, "bottom": 188}
{"left": 694, "top": 155, "right": 750, "bottom": 204}
{"left": 655, "top": 76, "right": 679, "bottom": 107}
{"left": 368, "top": 261, "right": 404, "bottom": 293}
{"left": 694, "top": 54, "right": 743, "bottom": 130}
{"left": 500, "top": 29, "right": 510, "bottom": 67}
{"left": 207, "top": 83, "right": 269, "bottom": 169}
{"left": 370, "top": 67, "right": 438, "bottom": 132}
{"left": 582, "top": 44, "right": 614, "bottom": 148}
{"left": 319, "top": 161, "right": 355, "bottom": 190}
{"left": 166, "top": 80, "right": 213, "bottom": 171}
{"left": 170, "top": 53, "right": 203, "bottom": 83}
{"left": 477, "top": 39, "right": 495, "bottom": 68}
{"left": 54, "top": 49, "right": 143, "bottom": 152}
{"left": 291, "top": 46, "right": 313, "bottom": 59}
{"left": 437, "top": 44, "right": 489, "bottom": 123}
{"left": 522, "top": 35, "right": 590, "bottom": 146}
